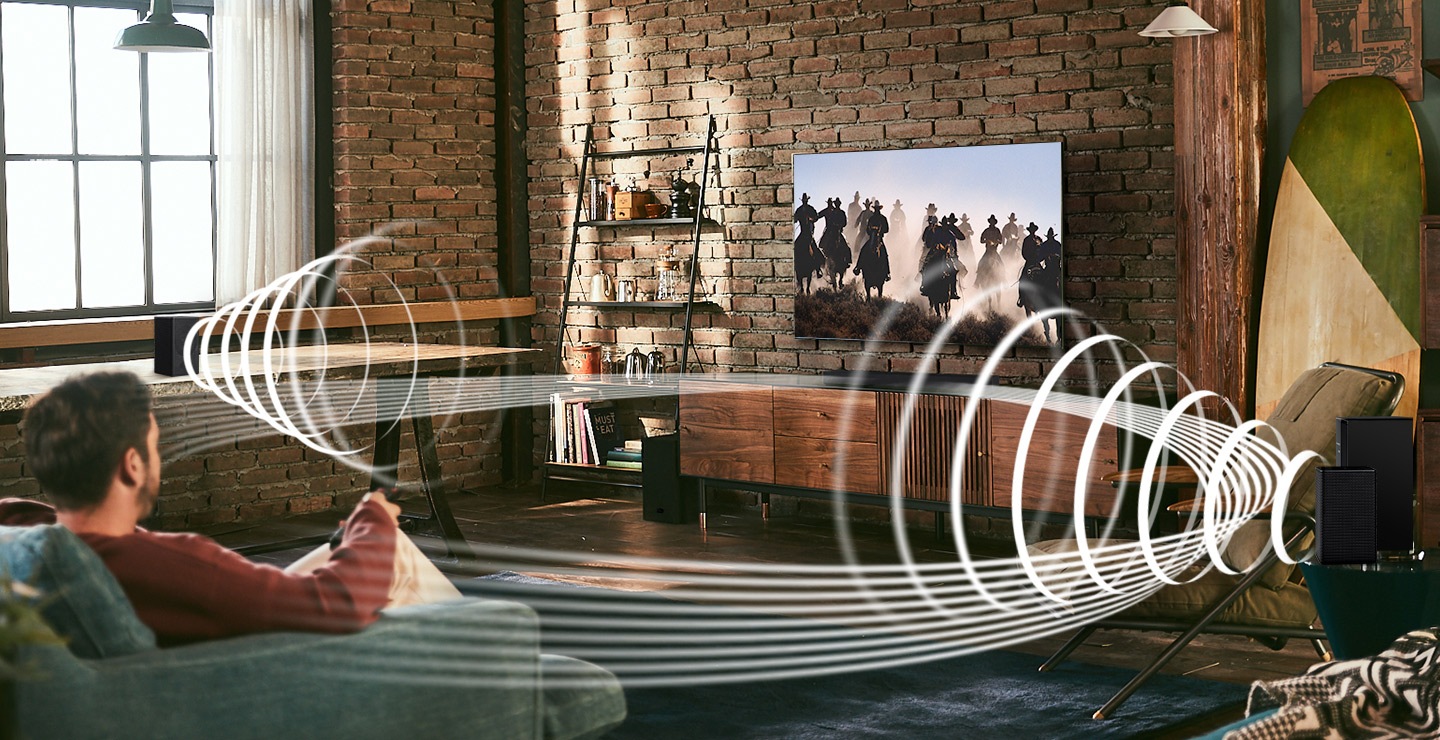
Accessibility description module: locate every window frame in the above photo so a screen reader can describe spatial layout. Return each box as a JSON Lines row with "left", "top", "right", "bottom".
{"left": 0, "top": 0, "right": 217, "bottom": 323}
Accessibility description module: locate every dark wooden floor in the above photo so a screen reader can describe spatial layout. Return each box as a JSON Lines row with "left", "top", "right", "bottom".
{"left": 207, "top": 481, "right": 1320, "bottom": 737}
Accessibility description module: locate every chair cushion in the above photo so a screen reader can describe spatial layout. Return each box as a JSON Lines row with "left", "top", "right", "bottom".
{"left": 1119, "top": 566, "right": 1318, "bottom": 629}
{"left": 0, "top": 524, "right": 156, "bottom": 659}
{"left": 1223, "top": 365, "right": 1398, "bottom": 591}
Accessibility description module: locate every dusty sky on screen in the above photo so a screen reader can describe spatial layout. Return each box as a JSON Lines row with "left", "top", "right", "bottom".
{"left": 791, "top": 141, "right": 1063, "bottom": 250}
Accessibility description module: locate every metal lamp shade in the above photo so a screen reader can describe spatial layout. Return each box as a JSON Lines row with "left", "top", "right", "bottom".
{"left": 1139, "top": 2, "right": 1219, "bottom": 38}
{"left": 114, "top": 0, "right": 210, "bottom": 52}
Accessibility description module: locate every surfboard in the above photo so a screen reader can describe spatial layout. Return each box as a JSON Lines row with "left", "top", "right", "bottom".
{"left": 1257, "top": 75, "right": 1425, "bottom": 421}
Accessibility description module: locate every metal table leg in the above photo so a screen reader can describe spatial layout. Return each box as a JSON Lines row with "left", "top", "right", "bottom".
{"left": 370, "top": 375, "right": 474, "bottom": 561}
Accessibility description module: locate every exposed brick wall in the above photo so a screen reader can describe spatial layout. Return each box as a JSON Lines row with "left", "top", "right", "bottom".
{"left": 331, "top": 0, "right": 502, "bottom": 308}
{"left": 526, "top": 0, "right": 1177, "bottom": 385}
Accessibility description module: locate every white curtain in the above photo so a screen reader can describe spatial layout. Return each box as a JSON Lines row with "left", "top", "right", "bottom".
{"left": 213, "top": 0, "right": 315, "bottom": 305}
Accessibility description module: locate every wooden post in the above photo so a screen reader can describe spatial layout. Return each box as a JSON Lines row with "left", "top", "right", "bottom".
{"left": 1172, "top": 0, "right": 1266, "bottom": 415}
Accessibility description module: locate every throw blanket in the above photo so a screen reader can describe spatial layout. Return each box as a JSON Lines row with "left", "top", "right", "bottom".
{"left": 1229, "top": 628, "right": 1440, "bottom": 739}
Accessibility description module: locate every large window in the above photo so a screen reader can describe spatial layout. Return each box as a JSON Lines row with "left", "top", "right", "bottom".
{"left": 0, "top": 0, "right": 215, "bottom": 321}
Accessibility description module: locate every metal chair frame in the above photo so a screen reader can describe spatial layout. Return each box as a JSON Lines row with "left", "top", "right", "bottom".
{"left": 1039, "top": 362, "right": 1405, "bottom": 719}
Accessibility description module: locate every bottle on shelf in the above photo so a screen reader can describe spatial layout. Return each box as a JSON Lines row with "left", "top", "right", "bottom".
{"left": 587, "top": 177, "right": 605, "bottom": 222}
{"left": 655, "top": 245, "right": 681, "bottom": 301}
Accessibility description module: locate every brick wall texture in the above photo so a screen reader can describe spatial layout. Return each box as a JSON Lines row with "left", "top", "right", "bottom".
{"left": 526, "top": 0, "right": 1177, "bottom": 384}
{"left": 332, "top": 0, "right": 501, "bottom": 308}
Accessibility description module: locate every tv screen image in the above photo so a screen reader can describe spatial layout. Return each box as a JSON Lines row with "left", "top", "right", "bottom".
{"left": 791, "top": 141, "right": 1064, "bottom": 346}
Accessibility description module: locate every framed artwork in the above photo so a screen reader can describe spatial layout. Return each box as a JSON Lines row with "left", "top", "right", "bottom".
{"left": 1301, "top": 0, "right": 1422, "bottom": 104}
{"left": 791, "top": 142, "right": 1064, "bottom": 346}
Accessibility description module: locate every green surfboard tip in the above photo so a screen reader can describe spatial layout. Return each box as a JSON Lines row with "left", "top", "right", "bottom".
{"left": 1288, "top": 76, "right": 1425, "bottom": 338}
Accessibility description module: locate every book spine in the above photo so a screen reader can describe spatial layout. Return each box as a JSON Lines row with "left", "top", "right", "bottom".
{"left": 567, "top": 397, "right": 578, "bottom": 460}
{"left": 584, "top": 409, "right": 600, "bottom": 463}
{"left": 605, "top": 460, "right": 643, "bottom": 470}
{"left": 551, "top": 393, "right": 564, "bottom": 463}
{"left": 575, "top": 401, "right": 588, "bottom": 465}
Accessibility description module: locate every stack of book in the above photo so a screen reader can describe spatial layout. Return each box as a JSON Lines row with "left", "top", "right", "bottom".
{"left": 605, "top": 440, "right": 644, "bottom": 470}
{"left": 549, "top": 395, "right": 621, "bottom": 466}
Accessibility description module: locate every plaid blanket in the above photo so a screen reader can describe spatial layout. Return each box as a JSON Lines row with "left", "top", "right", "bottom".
{"left": 1228, "top": 628, "right": 1440, "bottom": 739}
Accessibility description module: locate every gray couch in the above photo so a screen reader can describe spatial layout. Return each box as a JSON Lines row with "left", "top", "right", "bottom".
{"left": 2, "top": 524, "right": 626, "bottom": 739}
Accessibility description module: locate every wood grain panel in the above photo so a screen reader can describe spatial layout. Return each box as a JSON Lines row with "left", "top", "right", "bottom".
{"left": 1174, "top": 0, "right": 1265, "bottom": 415}
{"left": 1417, "top": 410, "right": 1440, "bottom": 549}
{"left": 678, "top": 382, "right": 773, "bottom": 483}
{"left": 0, "top": 297, "right": 539, "bottom": 349}
{"left": 988, "top": 400, "right": 1119, "bottom": 517}
{"left": 774, "top": 437, "right": 878, "bottom": 494}
{"left": 876, "top": 392, "right": 989, "bottom": 505}
{"left": 773, "top": 387, "right": 877, "bottom": 442}
{"left": 1422, "top": 217, "right": 1440, "bottom": 349}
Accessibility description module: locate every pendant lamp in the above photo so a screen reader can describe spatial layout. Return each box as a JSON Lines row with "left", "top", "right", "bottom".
{"left": 114, "top": 0, "right": 210, "bottom": 53}
{"left": 1139, "top": 2, "right": 1218, "bottom": 38}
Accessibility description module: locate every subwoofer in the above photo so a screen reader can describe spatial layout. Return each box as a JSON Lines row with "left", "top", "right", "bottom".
{"left": 1315, "top": 466, "right": 1377, "bottom": 565}
{"left": 643, "top": 433, "right": 697, "bottom": 524}
{"left": 153, "top": 314, "right": 205, "bottom": 377}
{"left": 1336, "top": 416, "right": 1414, "bottom": 553}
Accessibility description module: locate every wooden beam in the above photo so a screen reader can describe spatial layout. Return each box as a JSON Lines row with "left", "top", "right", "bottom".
{"left": 1173, "top": 0, "right": 1267, "bottom": 414}
{"left": 0, "top": 297, "right": 538, "bottom": 350}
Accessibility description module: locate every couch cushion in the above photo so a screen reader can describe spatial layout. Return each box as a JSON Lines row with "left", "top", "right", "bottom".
{"left": 0, "top": 524, "right": 156, "bottom": 659}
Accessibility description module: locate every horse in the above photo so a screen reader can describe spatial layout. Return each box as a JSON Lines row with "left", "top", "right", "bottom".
{"left": 920, "top": 244, "right": 956, "bottom": 318}
{"left": 1017, "top": 256, "right": 1062, "bottom": 343}
{"left": 794, "top": 234, "right": 826, "bottom": 294}
{"left": 818, "top": 198, "right": 851, "bottom": 291}
{"left": 854, "top": 237, "right": 890, "bottom": 301}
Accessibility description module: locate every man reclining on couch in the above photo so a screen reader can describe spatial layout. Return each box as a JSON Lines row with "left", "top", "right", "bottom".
{"left": 0, "top": 369, "right": 460, "bottom": 646}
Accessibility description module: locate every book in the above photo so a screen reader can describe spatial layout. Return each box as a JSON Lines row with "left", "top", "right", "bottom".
{"left": 605, "top": 460, "right": 643, "bottom": 470}
{"left": 622, "top": 439, "right": 643, "bottom": 453}
{"left": 586, "top": 402, "right": 622, "bottom": 457}
{"left": 606, "top": 450, "right": 643, "bottom": 462}
{"left": 551, "top": 394, "right": 565, "bottom": 463}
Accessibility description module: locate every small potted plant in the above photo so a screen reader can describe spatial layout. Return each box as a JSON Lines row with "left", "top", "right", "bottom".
{"left": 0, "top": 578, "right": 64, "bottom": 740}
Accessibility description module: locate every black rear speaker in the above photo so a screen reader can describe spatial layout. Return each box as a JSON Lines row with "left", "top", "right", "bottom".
{"left": 1315, "top": 466, "right": 1377, "bottom": 565}
{"left": 643, "top": 433, "right": 697, "bottom": 524}
{"left": 1336, "top": 416, "right": 1414, "bottom": 553}
{"left": 154, "top": 314, "right": 205, "bottom": 377}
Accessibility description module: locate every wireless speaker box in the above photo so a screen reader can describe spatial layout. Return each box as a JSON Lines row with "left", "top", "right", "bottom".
{"left": 153, "top": 314, "right": 205, "bottom": 377}
{"left": 642, "top": 433, "right": 698, "bottom": 524}
{"left": 1336, "top": 416, "right": 1415, "bottom": 554}
{"left": 1315, "top": 466, "right": 1377, "bottom": 565}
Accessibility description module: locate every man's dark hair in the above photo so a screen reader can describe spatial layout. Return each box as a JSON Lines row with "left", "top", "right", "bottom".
{"left": 23, "top": 371, "right": 153, "bottom": 511}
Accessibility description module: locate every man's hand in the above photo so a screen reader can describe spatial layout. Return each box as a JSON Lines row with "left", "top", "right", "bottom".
{"left": 362, "top": 489, "right": 402, "bottom": 525}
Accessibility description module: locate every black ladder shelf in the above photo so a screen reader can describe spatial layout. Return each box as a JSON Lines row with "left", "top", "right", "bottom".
{"left": 542, "top": 115, "right": 720, "bottom": 495}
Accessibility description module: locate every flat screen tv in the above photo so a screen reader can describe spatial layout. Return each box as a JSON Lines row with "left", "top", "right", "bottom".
{"left": 792, "top": 141, "right": 1064, "bottom": 346}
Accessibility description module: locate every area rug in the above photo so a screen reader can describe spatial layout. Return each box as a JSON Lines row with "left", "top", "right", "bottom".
{"left": 464, "top": 573, "right": 1246, "bottom": 739}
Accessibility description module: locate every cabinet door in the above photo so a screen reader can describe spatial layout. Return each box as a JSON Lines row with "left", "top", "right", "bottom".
{"left": 774, "top": 436, "right": 879, "bottom": 494}
{"left": 773, "top": 388, "right": 877, "bottom": 442}
{"left": 1418, "top": 410, "right": 1440, "bottom": 548}
{"left": 875, "top": 392, "right": 990, "bottom": 504}
{"left": 678, "top": 382, "right": 774, "bottom": 483}
{"left": 988, "top": 400, "right": 1120, "bottom": 517}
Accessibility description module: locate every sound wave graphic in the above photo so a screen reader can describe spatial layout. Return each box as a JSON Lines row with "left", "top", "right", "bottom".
{"left": 174, "top": 256, "right": 1318, "bottom": 687}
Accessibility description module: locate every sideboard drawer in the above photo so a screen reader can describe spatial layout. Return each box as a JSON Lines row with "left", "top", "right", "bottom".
{"left": 679, "top": 383, "right": 774, "bottom": 484}
{"left": 774, "top": 436, "right": 878, "bottom": 494}
{"left": 773, "top": 388, "right": 878, "bottom": 443}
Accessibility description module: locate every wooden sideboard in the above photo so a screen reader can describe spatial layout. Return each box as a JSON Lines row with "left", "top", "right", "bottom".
{"left": 677, "top": 381, "right": 1124, "bottom": 525}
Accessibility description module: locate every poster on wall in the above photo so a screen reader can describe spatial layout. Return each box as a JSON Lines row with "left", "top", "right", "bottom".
{"left": 1300, "top": 0, "right": 1422, "bottom": 104}
{"left": 791, "top": 142, "right": 1064, "bottom": 347}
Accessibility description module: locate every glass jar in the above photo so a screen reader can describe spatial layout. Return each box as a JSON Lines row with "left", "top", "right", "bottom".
{"left": 655, "top": 246, "right": 681, "bottom": 301}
